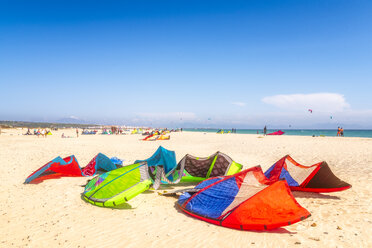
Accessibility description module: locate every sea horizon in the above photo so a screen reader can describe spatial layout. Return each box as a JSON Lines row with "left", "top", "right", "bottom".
{"left": 184, "top": 128, "right": 372, "bottom": 138}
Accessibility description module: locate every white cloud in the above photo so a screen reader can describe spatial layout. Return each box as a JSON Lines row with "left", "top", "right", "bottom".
{"left": 231, "top": 102, "right": 246, "bottom": 107}
{"left": 262, "top": 93, "right": 350, "bottom": 112}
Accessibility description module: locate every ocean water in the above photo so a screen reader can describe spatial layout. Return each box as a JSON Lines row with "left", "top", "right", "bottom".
{"left": 183, "top": 128, "right": 372, "bottom": 138}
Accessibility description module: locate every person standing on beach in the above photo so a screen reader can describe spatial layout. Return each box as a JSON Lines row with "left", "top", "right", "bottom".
{"left": 337, "top": 127, "right": 340, "bottom": 136}
{"left": 76, "top": 128, "right": 79, "bottom": 137}
{"left": 263, "top": 126, "right": 267, "bottom": 136}
{"left": 340, "top": 127, "right": 344, "bottom": 137}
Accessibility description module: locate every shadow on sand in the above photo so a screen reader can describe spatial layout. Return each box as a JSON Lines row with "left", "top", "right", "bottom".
{"left": 80, "top": 194, "right": 134, "bottom": 209}
{"left": 292, "top": 191, "right": 341, "bottom": 200}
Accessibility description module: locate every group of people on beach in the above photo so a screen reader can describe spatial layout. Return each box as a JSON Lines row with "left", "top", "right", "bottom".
{"left": 25, "top": 128, "right": 51, "bottom": 137}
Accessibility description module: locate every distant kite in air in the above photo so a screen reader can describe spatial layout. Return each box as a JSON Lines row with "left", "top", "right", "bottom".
{"left": 308, "top": 109, "right": 313, "bottom": 113}
{"left": 330, "top": 116, "right": 333, "bottom": 119}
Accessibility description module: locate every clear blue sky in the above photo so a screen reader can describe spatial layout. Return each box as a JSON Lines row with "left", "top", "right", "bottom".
{"left": 1, "top": 0, "right": 371, "bottom": 128}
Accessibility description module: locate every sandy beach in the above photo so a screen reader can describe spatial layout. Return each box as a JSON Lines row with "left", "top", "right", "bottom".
{"left": 0, "top": 128, "right": 371, "bottom": 248}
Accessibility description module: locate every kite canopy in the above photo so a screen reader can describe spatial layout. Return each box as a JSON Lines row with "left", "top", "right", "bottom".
{"left": 267, "top": 130, "right": 285, "bottom": 135}
{"left": 178, "top": 167, "right": 311, "bottom": 230}
{"left": 81, "top": 153, "right": 118, "bottom": 176}
{"left": 264, "top": 155, "right": 351, "bottom": 192}
{"left": 142, "top": 134, "right": 155, "bottom": 141}
{"left": 157, "top": 135, "right": 170, "bottom": 140}
{"left": 24, "top": 153, "right": 117, "bottom": 184}
{"left": 216, "top": 129, "right": 231, "bottom": 134}
{"left": 135, "top": 146, "right": 177, "bottom": 177}
{"left": 83, "top": 148, "right": 246, "bottom": 207}
{"left": 133, "top": 146, "right": 179, "bottom": 189}
{"left": 82, "top": 130, "right": 97, "bottom": 135}
{"left": 83, "top": 163, "right": 152, "bottom": 207}
{"left": 83, "top": 147, "right": 177, "bottom": 207}
{"left": 176, "top": 152, "right": 243, "bottom": 183}
{"left": 142, "top": 134, "right": 170, "bottom": 141}
{"left": 24, "top": 156, "right": 81, "bottom": 184}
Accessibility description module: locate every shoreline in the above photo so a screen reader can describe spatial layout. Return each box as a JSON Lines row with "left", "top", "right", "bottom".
{"left": 183, "top": 129, "right": 372, "bottom": 140}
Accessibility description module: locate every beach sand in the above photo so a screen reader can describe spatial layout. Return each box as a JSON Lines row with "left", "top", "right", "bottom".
{"left": 0, "top": 128, "right": 371, "bottom": 247}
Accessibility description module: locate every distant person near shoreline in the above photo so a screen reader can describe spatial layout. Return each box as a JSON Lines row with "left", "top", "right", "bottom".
{"left": 263, "top": 126, "right": 267, "bottom": 136}
{"left": 337, "top": 127, "right": 344, "bottom": 137}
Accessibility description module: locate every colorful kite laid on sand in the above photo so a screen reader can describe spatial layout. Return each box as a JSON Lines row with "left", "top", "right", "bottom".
{"left": 83, "top": 146, "right": 178, "bottom": 206}
{"left": 267, "top": 130, "right": 285, "bottom": 135}
{"left": 83, "top": 162, "right": 152, "bottom": 207}
{"left": 177, "top": 166, "right": 311, "bottom": 230}
{"left": 83, "top": 147, "right": 244, "bottom": 207}
{"left": 24, "top": 153, "right": 118, "bottom": 184}
{"left": 264, "top": 155, "right": 351, "bottom": 193}
{"left": 25, "top": 146, "right": 352, "bottom": 232}
{"left": 175, "top": 152, "right": 242, "bottom": 183}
